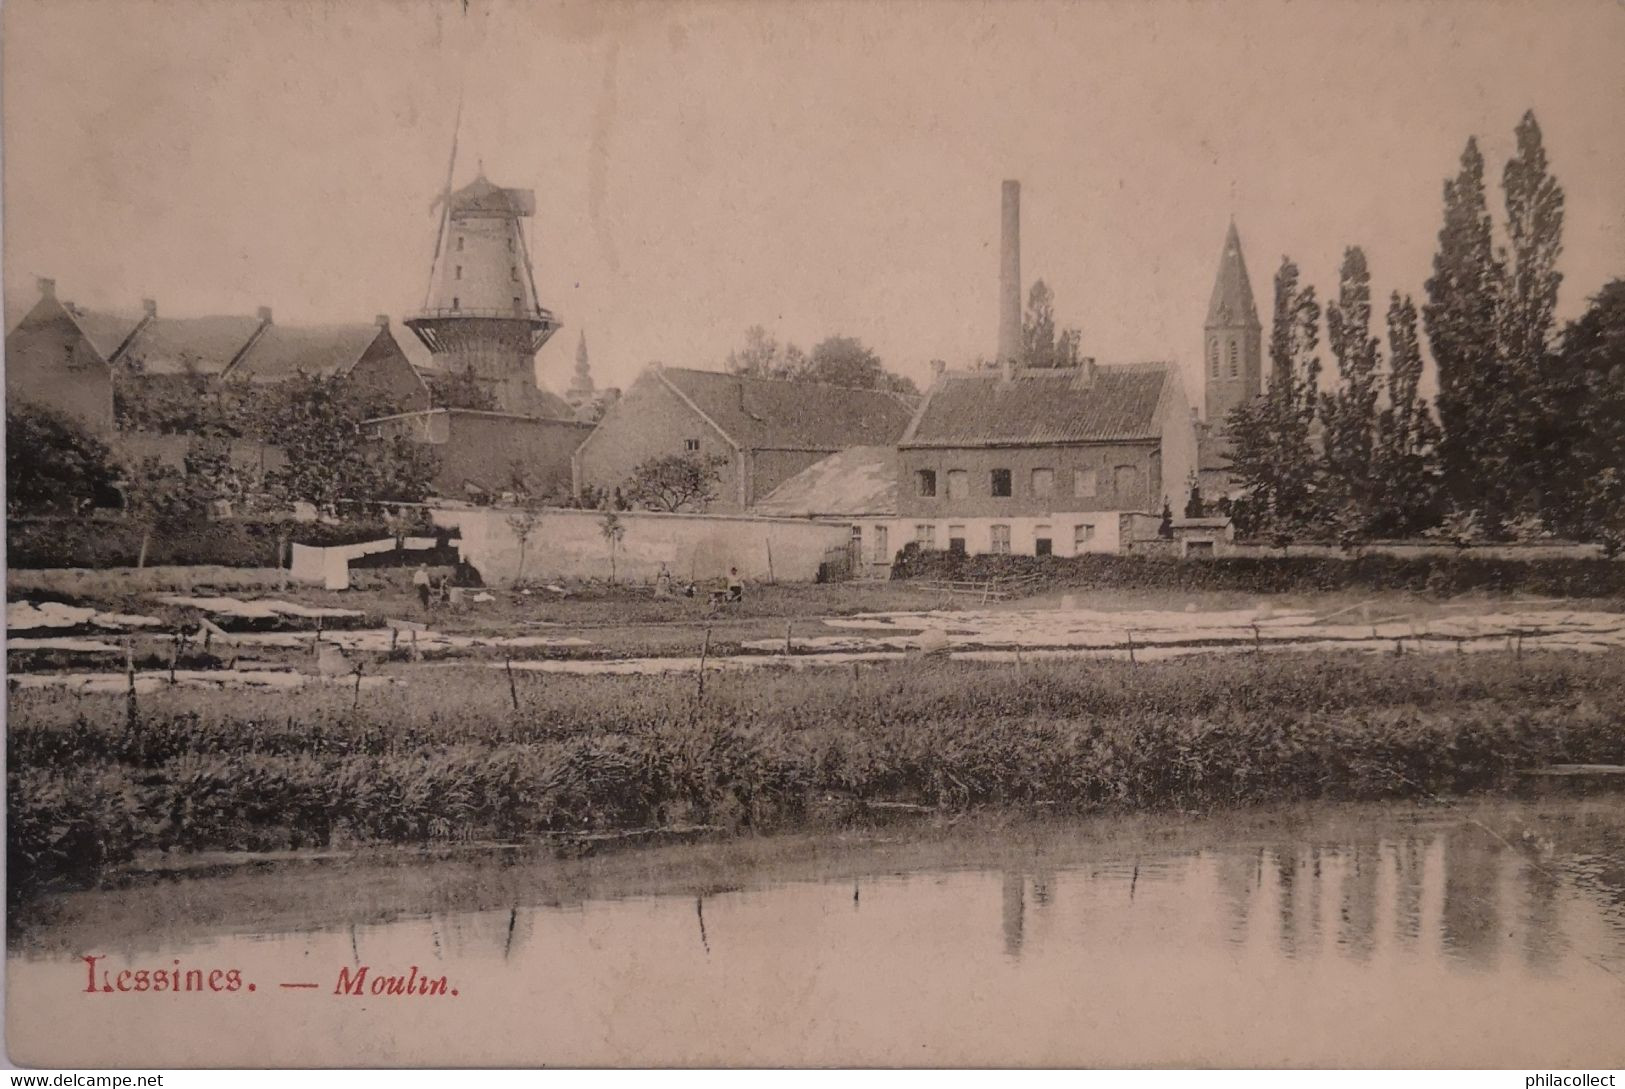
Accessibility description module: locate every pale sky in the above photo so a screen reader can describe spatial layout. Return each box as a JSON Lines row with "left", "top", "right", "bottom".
{"left": 4, "top": 0, "right": 1623, "bottom": 403}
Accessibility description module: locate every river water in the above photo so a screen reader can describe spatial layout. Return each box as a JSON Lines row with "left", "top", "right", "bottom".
{"left": 9, "top": 799, "right": 1625, "bottom": 1067}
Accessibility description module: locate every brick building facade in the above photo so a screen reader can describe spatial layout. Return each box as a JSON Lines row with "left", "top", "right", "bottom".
{"left": 896, "top": 359, "right": 1197, "bottom": 556}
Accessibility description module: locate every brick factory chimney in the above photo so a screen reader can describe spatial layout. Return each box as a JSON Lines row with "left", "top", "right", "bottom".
{"left": 998, "top": 180, "right": 1021, "bottom": 365}
{"left": 37, "top": 277, "right": 55, "bottom": 301}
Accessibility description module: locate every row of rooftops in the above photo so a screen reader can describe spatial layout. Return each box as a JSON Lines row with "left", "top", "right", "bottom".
{"left": 638, "top": 356, "right": 1178, "bottom": 454}
{"left": 12, "top": 277, "right": 435, "bottom": 384}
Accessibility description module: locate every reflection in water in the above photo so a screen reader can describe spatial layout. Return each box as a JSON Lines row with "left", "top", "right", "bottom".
{"left": 1338, "top": 844, "right": 1378, "bottom": 960}
{"left": 1001, "top": 871, "right": 1024, "bottom": 957}
{"left": 10, "top": 801, "right": 1625, "bottom": 1067}
{"left": 1442, "top": 827, "right": 1503, "bottom": 968}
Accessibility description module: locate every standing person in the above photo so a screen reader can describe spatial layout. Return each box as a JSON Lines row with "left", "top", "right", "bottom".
{"left": 412, "top": 564, "right": 432, "bottom": 610}
{"left": 654, "top": 563, "right": 673, "bottom": 598}
{"left": 726, "top": 566, "right": 744, "bottom": 603}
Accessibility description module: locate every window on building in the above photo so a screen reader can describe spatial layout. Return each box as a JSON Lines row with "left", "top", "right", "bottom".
{"left": 948, "top": 526, "right": 967, "bottom": 554}
{"left": 946, "top": 470, "right": 969, "bottom": 500}
{"left": 511, "top": 267, "right": 520, "bottom": 281}
{"left": 1208, "top": 337, "right": 1219, "bottom": 378}
{"left": 451, "top": 297, "right": 460, "bottom": 311}
{"left": 456, "top": 236, "right": 465, "bottom": 252}
{"left": 455, "top": 266, "right": 463, "bottom": 280}
{"left": 1228, "top": 339, "right": 1239, "bottom": 378}
{"left": 1035, "top": 525, "right": 1053, "bottom": 556}
{"left": 1074, "top": 468, "right": 1098, "bottom": 498}
{"left": 508, "top": 238, "right": 515, "bottom": 252}
{"left": 916, "top": 469, "right": 937, "bottom": 497}
{"left": 1074, "top": 523, "right": 1096, "bottom": 550}
{"left": 684, "top": 438, "right": 700, "bottom": 452}
{"left": 850, "top": 525, "right": 863, "bottom": 558}
{"left": 989, "top": 524, "right": 1012, "bottom": 554}
{"left": 872, "top": 525, "right": 889, "bottom": 563}
{"left": 513, "top": 297, "right": 523, "bottom": 309}
{"left": 1114, "top": 464, "right": 1141, "bottom": 503}
{"left": 1031, "top": 468, "right": 1054, "bottom": 498}
{"left": 915, "top": 524, "right": 936, "bottom": 548}
{"left": 990, "top": 468, "right": 1012, "bottom": 497}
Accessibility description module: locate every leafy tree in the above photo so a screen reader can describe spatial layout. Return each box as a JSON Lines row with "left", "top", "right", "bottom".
{"left": 505, "top": 501, "right": 547, "bottom": 587}
{"left": 1225, "top": 257, "right": 1322, "bottom": 538}
{"left": 722, "top": 328, "right": 915, "bottom": 393}
{"left": 427, "top": 366, "right": 498, "bottom": 411}
{"left": 599, "top": 511, "right": 626, "bottom": 584}
{"left": 623, "top": 452, "right": 728, "bottom": 512}
{"left": 5, "top": 405, "right": 121, "bottom": 516}
{"left": 1021, "top": 280, "right": 1085, "bottom": 369}
{"left": 1318, "top": 247, "right": 1381, "bottom": 533}
{"left": 1424, "top": 135, "right": 1511, "bottom": 528}
{"left": 1371, "top": 293, "right": 1443, "bottom": 536}
{"left": 260, "top": 375, "right": 439, "bottom": 512}
{"left": 802, "top": 336, "right": 917, "bottom": 394}
{"left": 724, "top": 325, "right": 791, "bottom": 378}
{"left": 1542, "top": 280, "right": 1625, "bottom": 551}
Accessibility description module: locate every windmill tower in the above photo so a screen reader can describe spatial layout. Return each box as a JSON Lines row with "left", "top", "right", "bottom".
{"left": 407, "top": 172, "right": 564, "bottom": 417}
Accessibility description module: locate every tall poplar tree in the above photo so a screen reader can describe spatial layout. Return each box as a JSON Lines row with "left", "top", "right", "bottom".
{"left": 1499, "top": 110, "right": 1566, "bottom": 514}
{"left": 1225, "top": 257, "right": 1321, "bottom": 537}
{"left": 1424, "top": 136, "right": 1508, "bottom": 526}
{"left": 1319, "top": 247, "right": 1381, "bottom": 534}
{"left": 1372, "top": 293, "right": 1442, "bottom": 535}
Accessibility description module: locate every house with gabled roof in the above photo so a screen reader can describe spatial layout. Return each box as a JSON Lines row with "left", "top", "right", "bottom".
{"left": 4, "top": 279, "right": 430, "bottom": 442}
{"left": 4, "top": 278, "right": 140, "bottom": 434}
{"left": 225, "top": 315, "right": 429, "bottom": 411}
{"left": 572, "top": 364, "right": 919, "bottom": 512}
{"left": 896, "top": 357, "right": 1197, "bottom": 555}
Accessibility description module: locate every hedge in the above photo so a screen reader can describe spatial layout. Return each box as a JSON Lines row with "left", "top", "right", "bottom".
{"left": 7, "top": 515, "right": 455, "bottom": 570}
{"left": 890, "top": 547, "right": 1625, "bottom": 597}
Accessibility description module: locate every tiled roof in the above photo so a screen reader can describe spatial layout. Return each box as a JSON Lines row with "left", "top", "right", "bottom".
{"left": 228, "top": 324, "right": 385, "bottom": 382}
{"left": 754, "top": 445, "right": 899, "bottom": 517}
{"left": 118, "top": 315, "right": 266, "bottom": 375}
{"left": 901, "top": 363, "right": 1171, "bottom": 448}
{"left": 656, "top": 367, "right": 917, "bottom": 451}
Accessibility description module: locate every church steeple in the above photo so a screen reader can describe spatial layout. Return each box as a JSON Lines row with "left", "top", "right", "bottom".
{"left": 1203, "top": 219, "right": 1263, "bottom": 423}
{"left": 569, "top": 331, "right": 594, "bottom": 398}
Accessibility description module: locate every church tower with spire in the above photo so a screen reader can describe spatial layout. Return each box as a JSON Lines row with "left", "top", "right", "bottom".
{"left": 566, "top": 331, "right": 595, "bottom": 409}
{"left": 1203, "top": 220, "right": 1262, "bottom": 424}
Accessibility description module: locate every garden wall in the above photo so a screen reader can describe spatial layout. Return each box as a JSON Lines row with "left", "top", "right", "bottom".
{"left": 432, "top": 506, "right": 850, "bottom": 587}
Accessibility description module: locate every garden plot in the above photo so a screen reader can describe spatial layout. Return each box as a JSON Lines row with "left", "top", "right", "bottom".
{"left": 7, "top": 601, "right": 164, "bottom": 633}
{"left": 747, "top": 605, "right": 1625, "bottom": 657}
{"left": 153, "top": 595, "right": 364, "bottom": 623}
{"left": 222, "top": 629, "right": 593, "bottom": 654}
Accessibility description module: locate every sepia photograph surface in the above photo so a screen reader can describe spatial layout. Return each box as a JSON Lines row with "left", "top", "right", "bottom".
{"left": 4, "top": 0, "right": 1625, "bottom": 1070}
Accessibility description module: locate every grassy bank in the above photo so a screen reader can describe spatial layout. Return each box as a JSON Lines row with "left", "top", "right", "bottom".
{"left": 9, "top": 650, "right": 1624, "bottom": 903}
